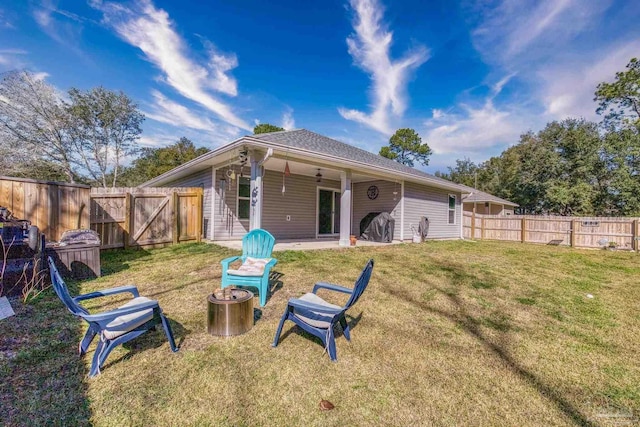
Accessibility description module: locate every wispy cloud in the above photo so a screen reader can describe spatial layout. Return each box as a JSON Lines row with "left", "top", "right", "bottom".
{"left": 470, "top": 0, "right": 611, "bottom": 65}
{"left": 426, "top": 0, "right": 633, "bottom": 161}
{"left": 31, "top": 0, "right": 86, "bottom": 53}
{"left": 91, "top": 0, "right": 251, "bottom": 131}
{"left": 538, "top": 41, "right": 640, "bottom": 120}
{"left": 425, "top": 77, "right": 526, "bottom": 154}
{"left": 281, "top": 107, "right": 295, "bottom": 130}
{"left": 338, "top": 0, "right": 429, "bottom": 134}
{"left": 144, "top": 90, "right": 219, "bottom": 131}
{"left": 0, "top": 49, "right": 28, "bottom": 69}
{"left": 0, "top": 8, "right": 15, "bottom": 29}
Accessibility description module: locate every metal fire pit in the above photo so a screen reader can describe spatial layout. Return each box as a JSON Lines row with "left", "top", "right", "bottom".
{"left": 207, "top": 288, "right": 254, "bottom": 336}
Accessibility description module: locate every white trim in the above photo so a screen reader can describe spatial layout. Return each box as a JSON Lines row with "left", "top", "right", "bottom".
{"left": 448, "top": 194, "right": 457, "bottom": 225}
{"left": 339, "top": 170, "right": 352, "bottom": 246}
{"left": 400, "top": 180, "right": 405, "bottom": 241}
{"left": 459, "top": 193, "right": 464, "bottom": 238}
{"left": 237, "top": 176, "right": 250, "bottom": 221}
{"left": 316, "top": 186, "right": 341, "bottom": 238}
{"left": 211, "top": 167, "right": 216, "bottom": 240}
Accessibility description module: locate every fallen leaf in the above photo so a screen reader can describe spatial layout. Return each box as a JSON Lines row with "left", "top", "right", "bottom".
{"left": 319, "top": 399, "right": 335, "bottom": 411}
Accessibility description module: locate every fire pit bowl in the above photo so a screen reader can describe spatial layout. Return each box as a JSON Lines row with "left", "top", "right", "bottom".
{"left": 207, "top": 288, "right": 254, "bottom": 336}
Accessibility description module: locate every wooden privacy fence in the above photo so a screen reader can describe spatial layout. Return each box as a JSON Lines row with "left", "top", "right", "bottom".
{"left": 0, "top": 176, "right": 90, "bottom": 241}
{"left": 91, "top": 187, "right": 203, "bottom": 249}
{"left": 464, "top": 212, "right": 640, "bottom": 250}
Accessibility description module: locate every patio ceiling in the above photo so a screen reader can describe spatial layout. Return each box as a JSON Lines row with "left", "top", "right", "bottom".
{"left": 262, "top": 157, "right": 379, "bottom": 183}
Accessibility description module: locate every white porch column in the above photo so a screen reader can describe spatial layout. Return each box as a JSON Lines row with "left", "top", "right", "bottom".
{"left": 210, "top": 166, "right": 216, "bottom": 240}
{"left": 400, "top": 180, "right": 405, "bottom": 241}
{"left": 339, "top": 170, "right": 352, "bottom": 247}
{"left": 249, "top": 153, "right": 263, "bottom": 230}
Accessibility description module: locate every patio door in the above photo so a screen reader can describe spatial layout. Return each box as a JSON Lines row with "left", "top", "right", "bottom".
{"left": 318, "top": 189, "right": 341, "bottom": 235}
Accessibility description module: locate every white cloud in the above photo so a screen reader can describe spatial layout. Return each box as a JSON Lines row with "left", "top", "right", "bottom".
{"left": 471, "top": 0, "right": 611, "bottom": 65}
{"left": 425, "top": 99, "right": 525, "bottom": 155}
{"left": 144, "top": 90, "right": 222, "bottom": 132}
{"left": 538, "top": 41, "right": 640, "bottom": 120}
{"left": 91, "top": 0, "right": 251, "bottom": 131}
{"left": 0, "top": 49, "right": 28, "bottom": 68}
{"left": 281, "top": 108, "right": 295, "bottom": 130}
{"left": 339, "top": 0, "right": 429, "bottom": 134}
{"left": 32, "top": 0, "right": 86, "bottom": 53}
{"left": 426, "top": 0, "right": 635, "bottom": 159}
{"left": 0, "top": 8, "right": 15, "bottom": 29}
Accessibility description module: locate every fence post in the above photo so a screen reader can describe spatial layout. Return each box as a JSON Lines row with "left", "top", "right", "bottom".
{"left": 123, "top": 192, "right": 131, "bottom": 249}
{"left": 521, "top": 217, "right": 526, "bottom": 243}
{"left": 196, "top": 189, "right": 203, "bottom": 243}
{"left": 570, "top": 219, "right": 577, "bottom": 247}
{"left": 471, "top": 210, "right": 476, "bottom": 240}
{"left": 481, "top": 217, "right": 485, "bottom": 240}
{"left": 633, "top": 219, "right": 638, "bottom": 252}
{"left": 172, "top": 191, "right": 179, "bottom": 245}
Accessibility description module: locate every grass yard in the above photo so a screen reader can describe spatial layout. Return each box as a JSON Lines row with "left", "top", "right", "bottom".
{"left": 1, "top": 240, "right": 639, "bottom": 426}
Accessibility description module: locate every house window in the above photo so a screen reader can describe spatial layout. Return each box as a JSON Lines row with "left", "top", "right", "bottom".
{"left": 237, "top": 177, "right": 250, "bottom": 220}
{"left": 448, "top": 194, "right": 456, "bottom": 224}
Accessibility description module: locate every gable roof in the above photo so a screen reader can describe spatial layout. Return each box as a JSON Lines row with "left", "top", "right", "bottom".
{"left": 248, "top": 129, "right": 469, "bottom": 190}
{"left": 142, "top": 128, "right": 470, "bottom": 193}
{"left": 459, "top": 184, "right": 519, "bottom": 207}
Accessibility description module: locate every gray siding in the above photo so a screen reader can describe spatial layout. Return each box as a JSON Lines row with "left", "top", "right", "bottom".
{"left": 352, "top": 180, "right": 401, "bottom": 238}
{"left": 163, "top": 167, "right": 211, "bottom": 239}
{"left": 404, "top": 182, "right": 462, "bottom": 239}
{"left": 262, "top": 169, "right": 339, "bottom": 239}
{"left": 212, "top": 165, "right": 249, "bottom": 240}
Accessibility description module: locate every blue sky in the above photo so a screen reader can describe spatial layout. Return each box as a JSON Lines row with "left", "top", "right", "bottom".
{"left": 1, "top": 0, "right": 639, "bottom": 174}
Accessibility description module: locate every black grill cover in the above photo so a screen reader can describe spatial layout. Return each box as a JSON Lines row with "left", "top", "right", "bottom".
{"left": 359, "top": 212, "right": 395, "bottom": 243}
{"left": 418, "top": 216, "right": 429, "bottom": 239}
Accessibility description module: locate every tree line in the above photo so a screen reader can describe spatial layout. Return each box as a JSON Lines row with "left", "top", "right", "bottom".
{"left": 2, "top": 58, "right": 638, "bottom": 215}
{"left": 435, "top": 58, "right": 640, "bottom": 216}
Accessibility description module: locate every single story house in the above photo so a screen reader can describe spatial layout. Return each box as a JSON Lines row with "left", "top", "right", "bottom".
{"left": 460, "top": 185, "right": 518, "bottom": 216}
{"left": 142, "top": 129, "right": 471, "bottom": 246}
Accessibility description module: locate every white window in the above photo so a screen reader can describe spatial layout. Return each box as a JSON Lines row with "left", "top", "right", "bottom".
{"left": 237, "top": 177, "right": 250, "bottom": 220}
{"left": 448, "top": 194, "right": 456, "bottom": 224}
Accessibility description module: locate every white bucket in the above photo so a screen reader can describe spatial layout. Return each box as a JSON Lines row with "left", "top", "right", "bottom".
{"left": 410, "top": 224, "right": 422, "bottom": 243}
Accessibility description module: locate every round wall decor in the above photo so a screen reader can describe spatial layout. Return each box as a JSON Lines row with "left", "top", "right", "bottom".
{"left": 367, "top": 185, "right": 379, "bottom": 200}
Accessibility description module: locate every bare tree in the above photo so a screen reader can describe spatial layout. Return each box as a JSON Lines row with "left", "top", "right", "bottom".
{"left": 67, "top": 87, "right": 144, "bottom": 187}
{"left": 0, "top": 70, "right": 76, "bottom": 181}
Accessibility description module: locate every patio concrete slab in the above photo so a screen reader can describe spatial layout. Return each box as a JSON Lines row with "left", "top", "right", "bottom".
{"left": 210, "top": 238, "right": 405, "bottom": 251}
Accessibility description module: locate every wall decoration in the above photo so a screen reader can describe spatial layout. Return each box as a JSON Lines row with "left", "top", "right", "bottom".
{"left": 367, "top": 185, "right": 379, "bottom": 200}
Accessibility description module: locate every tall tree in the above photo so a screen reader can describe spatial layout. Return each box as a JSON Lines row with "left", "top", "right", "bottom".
{"left": 379, "top": 128, "right": 432, "bottom": 167}
{"left": 0, "top": 70, "right": 77, "bottom": 181}
{"left": 253, "top": 123, "right": 284, "bottom": 134}
{"left": 595, "top": 57, "right": 640, "bottom": 129}
{"left": 67, "top": 87, "right": 144, "bottom": 188}
{"left": 118, "top": 137, "right": 209, "bottom": 186}
{"left": 435, "top": 157, "right": 479, "bottom": 188}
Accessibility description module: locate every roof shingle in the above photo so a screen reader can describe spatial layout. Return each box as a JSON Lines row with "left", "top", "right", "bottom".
{"left": 250, "top": 129, "right": 465, "bottom": 190}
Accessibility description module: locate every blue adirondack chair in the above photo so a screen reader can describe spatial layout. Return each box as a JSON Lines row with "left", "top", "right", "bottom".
{"left": 272, "top": 259, "right": 374, "bottom": 361}
{"left": 220, "top": 229, "right": 277, "bottom": 307}
{"left": 47, "top": 256, "right": 178, "bottom": 377}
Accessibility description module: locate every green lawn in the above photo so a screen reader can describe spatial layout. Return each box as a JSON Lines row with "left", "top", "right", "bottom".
{"left": 1, "top": 240, "right": 639, "bottom": 426}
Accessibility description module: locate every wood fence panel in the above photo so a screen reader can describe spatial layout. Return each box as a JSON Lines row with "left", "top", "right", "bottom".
{"left": 463, "top": 212, "right": 639, "bottom": 250}
{"left": 573, "top": 219, "right": 633, "bottom": 249}
{"left": 0, "top": 176, "right": 90, "bottom": 241}
{"left": 463, "top": 213, "right": 472, "bottom": 239}
{"left": 525, "top": 217, "right": 572, "bottom": 246}
{"left": 90, "top": 187, "right": 203, "bottom": 249}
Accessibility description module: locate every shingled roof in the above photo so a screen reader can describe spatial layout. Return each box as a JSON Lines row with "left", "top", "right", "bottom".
{"left": 249, "top": 129, "right": 466, "bottom": 191}
{"left": 459, "top": 184, "right": 518, "bottom": 207}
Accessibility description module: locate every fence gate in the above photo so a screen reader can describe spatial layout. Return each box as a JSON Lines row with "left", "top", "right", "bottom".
{"left": 91, "top": 187, "right": 203, "bottom": 249}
